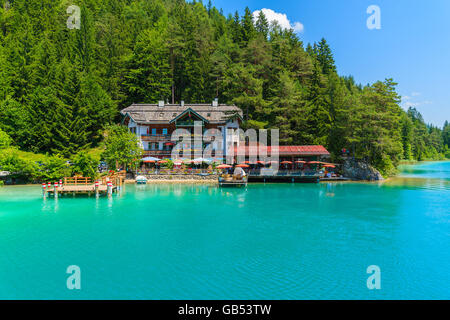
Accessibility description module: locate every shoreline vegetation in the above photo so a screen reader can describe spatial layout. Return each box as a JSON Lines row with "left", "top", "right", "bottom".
{"left": 1, "top": 0, "right": 449, "bottom": 185}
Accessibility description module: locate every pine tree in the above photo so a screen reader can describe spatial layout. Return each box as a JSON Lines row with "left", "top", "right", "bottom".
{"left": 255, "top": 10, "right": 269, "bottom": 39}
{"left": 240, "top": 7, "right": 255, "bottom": 44}
{"left": 315, "top": 38, "right": 336, "bottom": 75}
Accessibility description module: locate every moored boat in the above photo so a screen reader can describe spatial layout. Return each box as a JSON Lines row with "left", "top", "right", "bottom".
{"left": 218, "top": 167, "right": 248, "bottom": 187}
{"left": 135, "top": 175, "right": 148, "bottom": 185}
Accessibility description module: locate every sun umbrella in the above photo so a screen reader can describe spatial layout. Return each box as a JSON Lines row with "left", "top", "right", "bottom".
{"left": 143, "top": 160, "right": 156, "bottom": 163}
{"left": 307, "top": 161, "right": 321, "bottom": 164}
{"left": 141, "top": 156, "right": 160, "bottom": 162}
{"left": 281, "top": 161, "right": 293, "bottom": 164}
{"left": 257, "top": 161, "right": 265, "bottom": 165}
{"left": 295, "top": 160, "right": 306, "bottom": 163}
{"left": 266, "top": 160, "right": 278, "bottom": 164}
{"left": 323, "top": 164, "right": 336, "bottom": 168}
{"left": 158, "top": 160, "right": 168, "bottom": 164}
{"left": 217, "top": 164, "right": 232, "bottom": 169}
{"left": 193, "top": 157, "right": 212, "bottom": 164}
{"left": 236, "top": 164, "right": 250, "bottom": 168}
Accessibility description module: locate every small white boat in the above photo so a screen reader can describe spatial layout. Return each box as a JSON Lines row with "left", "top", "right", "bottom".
{"left": 218, "top": 167, "right": 248, "bottom": 187}
{"left": 135, "top": 175, "right": 148, "bottom": 185}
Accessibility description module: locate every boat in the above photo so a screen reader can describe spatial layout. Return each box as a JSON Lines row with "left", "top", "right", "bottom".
{"left": 218, "top": 167, "right": 248, "bottom": 187}
{"left": 135, "top": 175, "right": 148, "bottom": 185}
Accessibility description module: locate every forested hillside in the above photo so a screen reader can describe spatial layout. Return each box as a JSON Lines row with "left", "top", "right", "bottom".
{"left": 0, "top": 0, "right": 449, "bottom": 176}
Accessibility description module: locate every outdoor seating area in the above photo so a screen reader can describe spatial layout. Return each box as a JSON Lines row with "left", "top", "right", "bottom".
{"left": 136, "top": 156, "right": 221, "bottom": 178}
{"left": 134, "top": 154, "right": 344, "bottom": 182}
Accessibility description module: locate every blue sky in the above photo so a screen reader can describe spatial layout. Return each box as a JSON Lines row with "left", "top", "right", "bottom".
{"left": 210, "top": 0, "right": 450, "bottom": 127}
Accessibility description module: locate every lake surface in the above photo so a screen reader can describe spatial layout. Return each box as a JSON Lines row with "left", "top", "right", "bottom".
{"left": 0, "top": 162, "right": 449, "bottom": 299}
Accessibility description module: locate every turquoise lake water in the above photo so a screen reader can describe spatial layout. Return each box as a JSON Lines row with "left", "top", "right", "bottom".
{"left": 0, "top": 162, "right": 449, "bottom": 299}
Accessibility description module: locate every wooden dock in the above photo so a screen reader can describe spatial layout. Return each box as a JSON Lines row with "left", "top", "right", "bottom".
{"left": 43, "top": 175, "right": 124, "bottom": 197}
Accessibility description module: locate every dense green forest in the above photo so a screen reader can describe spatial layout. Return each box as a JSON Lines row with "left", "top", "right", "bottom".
{"left": 0, "top": 0, "right": 449, "bottom": 177}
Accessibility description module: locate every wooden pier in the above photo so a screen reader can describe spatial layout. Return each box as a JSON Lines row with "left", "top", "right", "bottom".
{"left": 43, "top": 174, "right": 125, "bottom": 197}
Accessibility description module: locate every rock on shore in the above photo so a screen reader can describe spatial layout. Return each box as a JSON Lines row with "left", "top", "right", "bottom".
{"left": 343, "top": 159, "right": 384, "bottom": 181}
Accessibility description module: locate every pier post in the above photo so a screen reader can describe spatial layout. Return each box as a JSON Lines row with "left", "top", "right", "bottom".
{"left": 107, "top": 181, "right": 112, "bottom": 196}
{"left": 42, "top": 183, "right": 46, "bottom": 197}
{"left": 54, "top": 181, "right": 59, "bottom": 198}
{"left": 95, "top": 180, "right": 99, "bottom": 197}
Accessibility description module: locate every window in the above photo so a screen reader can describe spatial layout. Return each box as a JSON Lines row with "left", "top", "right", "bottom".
{"left": 207, "top": 113, "right": 211, "bottom": 117}
{"left": 159, "top": 142, "right": 163, "bottom": 150}
{"left": 162, "top": 128, "right": 168, "bottom": 135}
{"left": 152, "top": 128, "right": 157, "bottom": 135}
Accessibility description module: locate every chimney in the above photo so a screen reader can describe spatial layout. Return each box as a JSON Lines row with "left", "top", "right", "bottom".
{"left": 180, "top": 100, "right": 185, "bottom": 107}
{"left": 212, "top": 98, "right": 218, "bottom": 107}
{"left": 158, "top": 100, "right": 164, "bottom": 107}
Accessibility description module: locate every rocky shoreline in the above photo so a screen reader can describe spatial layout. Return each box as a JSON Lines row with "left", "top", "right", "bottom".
{"left": 342, "top": 159, "right": 384, "bottom": 181}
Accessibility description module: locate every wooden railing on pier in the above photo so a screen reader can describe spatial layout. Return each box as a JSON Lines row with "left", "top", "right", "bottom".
{"left": 63, "top": 177, "right": 92, "bottom": 185}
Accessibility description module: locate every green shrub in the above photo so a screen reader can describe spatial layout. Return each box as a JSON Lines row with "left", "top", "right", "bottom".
{"left": 38, "top": 155, "right": 71, "bottom": 181}
{"left": 375, "top": 154, "right": 397, "bottom": 178}
{"left": 71, "top": 151, "right": 99, "bottom": 178}
{"left": 0, "top": 129, "right": 12, "bottom": 149}
{"left": 0, "top": 149, "right": 38, "bottom": 182}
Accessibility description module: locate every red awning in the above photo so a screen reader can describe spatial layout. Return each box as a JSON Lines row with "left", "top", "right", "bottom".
{"left": 233, "top": 145, "right": 330, "bottom": 156}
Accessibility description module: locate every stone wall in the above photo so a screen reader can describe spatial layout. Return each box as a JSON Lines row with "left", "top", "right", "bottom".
{"left": 145, "top": 174, "right": 218, "bottom": 181}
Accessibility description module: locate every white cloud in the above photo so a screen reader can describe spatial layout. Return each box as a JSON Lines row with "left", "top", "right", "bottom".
{"left": 402, "top": 100, "right": 432, "bottom": 109}
{"left": 253, "top": 8, "right": 304, "bottom": 33}
{"left": 403, "top": 101, "right": 419, "bottom": 108}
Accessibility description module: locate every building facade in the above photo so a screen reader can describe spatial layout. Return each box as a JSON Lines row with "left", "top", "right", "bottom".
{"left": 120, "top": 100, "right": 243, "bottom": 159}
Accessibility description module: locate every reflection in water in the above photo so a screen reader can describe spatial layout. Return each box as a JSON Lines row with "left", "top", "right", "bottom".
{"left": 384, "top": 176, "right": 450, "bottom": 191}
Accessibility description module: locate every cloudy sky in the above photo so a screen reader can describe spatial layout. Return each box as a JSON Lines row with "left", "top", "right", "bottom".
{"left": 211, "top": 0, "right": 450, "bottom": 127}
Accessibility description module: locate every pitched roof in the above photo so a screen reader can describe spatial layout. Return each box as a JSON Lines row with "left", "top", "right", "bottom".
{"left": 120, "top": 103, "right": 243, "bottom": 124}
{"left": 234, "top": 145, "right": 330, "bottom": 156}
{"left": 169, "top": 108, "right": 209, "bottom": 124}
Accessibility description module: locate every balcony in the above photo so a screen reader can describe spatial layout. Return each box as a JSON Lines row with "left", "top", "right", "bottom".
{"left": 141, "top": 134, "right": 171, "bottom": 142}
{"left": 141, "top": 133, "right": 207, "bottom": 142}
{"left": 143, "top": 150, "right": 172, "bottom": 157}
